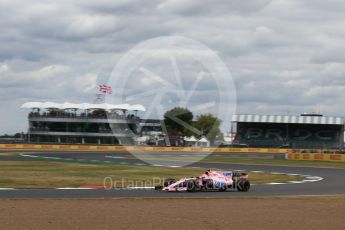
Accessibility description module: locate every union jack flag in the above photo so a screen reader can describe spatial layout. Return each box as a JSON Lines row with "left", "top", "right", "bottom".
{"left": 99, "top": 84, "right": 112, "bottom": 94}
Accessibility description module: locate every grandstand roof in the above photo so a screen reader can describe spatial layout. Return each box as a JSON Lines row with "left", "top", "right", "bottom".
{"left": 20, "top": 102, "right": 146, "bottom": 111}
{"left": 232, "top": 114, "right": 344, "bottom": 125}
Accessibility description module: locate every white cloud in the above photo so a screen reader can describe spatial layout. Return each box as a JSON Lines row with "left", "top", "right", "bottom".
{"left": 0, "top": 63, "right": 8, "bottom": 73}
{"left": 26, "top": 65, "right": 71, "bottom": 80}
{"left": 74, "top": 73, "right": 98, "bottom": 93}
{"left": 65, "top": 14, "right": 120, "bottom": 38}
{"left": 158, "top": 0, "right": 272, "bottom": 15}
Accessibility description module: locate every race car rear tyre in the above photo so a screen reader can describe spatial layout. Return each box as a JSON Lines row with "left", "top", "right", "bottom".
{"left": 203, "top": 179, "right": 214, "bottom": 190}
{"left": 237, "top": 179, "right": 250, "bottom": 192}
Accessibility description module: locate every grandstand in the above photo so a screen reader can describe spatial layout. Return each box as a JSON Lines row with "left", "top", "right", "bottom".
{"left": 20, "top": 102, "right": 345, "bottom": 149}
{"left": 231, "top": 114, "right": 344, "bottom": 149}
{"left": 21, "top": 102, "right": 162, "bottom": 145}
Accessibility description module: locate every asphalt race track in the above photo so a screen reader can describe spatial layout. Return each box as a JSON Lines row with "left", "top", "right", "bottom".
{"left": 0, "top": 150, "right": 344, "bottom": 198}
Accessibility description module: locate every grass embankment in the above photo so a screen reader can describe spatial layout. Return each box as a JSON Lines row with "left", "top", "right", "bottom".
{"left": 135, "top": 154, "right": 345, "bottom": 168}
{"left": 0, "top": 161, "right": 302, "bottom": 188}
{"left": 2, "top": 151, "right": 345, "bottom": 168}
{"left": 202, "top": 155, "right": 345, "bottom": 168}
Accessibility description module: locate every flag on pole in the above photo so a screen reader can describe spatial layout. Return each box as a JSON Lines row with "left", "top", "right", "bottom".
{"left": 99, "top": 84, "right": 112, "bottom": 94}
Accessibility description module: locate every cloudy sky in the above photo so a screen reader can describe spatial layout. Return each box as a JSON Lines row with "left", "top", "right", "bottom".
{"left": 1, "top": 0, "right": 345, "bottom": 134}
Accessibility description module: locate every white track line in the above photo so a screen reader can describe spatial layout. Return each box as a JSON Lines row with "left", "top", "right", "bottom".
{"left": 104, "top": 156, "right": 124, "bottom": 159}
{"left": 288, "top": 181, "right": 305, "bottom": 184}
{"left": 126, "top": 187, "right": 155, "bottom": 190}
{"left": 266, "top": 183, "right": 287, "bottom": 185}
{"left": 20, "top": 154, "right": 38, "bottom": 157}
{"left": 56, "top": 188, "right": 95, "bottom": 190}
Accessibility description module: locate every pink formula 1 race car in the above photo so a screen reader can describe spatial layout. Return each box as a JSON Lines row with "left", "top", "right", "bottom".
{"left": 155, "top": 170, "right": 250, "bottom": 192}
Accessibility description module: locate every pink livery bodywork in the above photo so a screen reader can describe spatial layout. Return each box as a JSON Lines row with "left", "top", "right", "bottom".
{"left": 156, "top": 170, "right": 250, "bottom": 192}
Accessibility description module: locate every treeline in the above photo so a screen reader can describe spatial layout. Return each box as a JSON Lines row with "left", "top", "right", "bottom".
{"left": 0, "top": 133, "right": 23, "bottom": 138}
{"left": 163, "top": 107, "right": 222, "bottom": 144}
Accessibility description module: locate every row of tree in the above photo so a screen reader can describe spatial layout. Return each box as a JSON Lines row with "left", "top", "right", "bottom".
{"left": 163, "top": 107, "right": 222, "bottom": 144}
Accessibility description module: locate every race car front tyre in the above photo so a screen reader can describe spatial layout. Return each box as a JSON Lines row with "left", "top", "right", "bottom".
{"left": 164, "top": 178, "right": 176, "bottom": 187}
{"left": 187, "top": 181, "right": 197, "bottom": 192}
{"left": 155, "top": 186, "right": 163, "bottom": 190}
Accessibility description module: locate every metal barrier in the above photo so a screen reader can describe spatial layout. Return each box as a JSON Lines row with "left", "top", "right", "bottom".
{"left": 0, "top": 144, "right": 289, "bottom": 153}
{"left": 287, "top": 153, "right": 345, "bottom": 162}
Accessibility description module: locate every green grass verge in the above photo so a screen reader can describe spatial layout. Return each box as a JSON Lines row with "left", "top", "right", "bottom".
{"left": 202, "top": 156, "right": 345, "bottom": 168}
{"left": 0, "top": 161, "right": 302, "bottom": 188}
{"left": 2, "top": 151, "right": 345, "bottom": 168}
